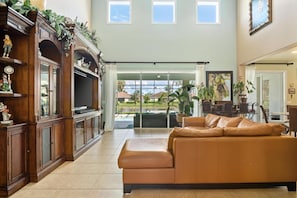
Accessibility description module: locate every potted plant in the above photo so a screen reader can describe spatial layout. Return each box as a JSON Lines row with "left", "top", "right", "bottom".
{"left": 233, "top": 80, "right": 255, "bottom": 103}
{"left": 196, "top": 83, "right": 215, "bottom": 102}
{"left": 168, "top": 84, "right": 195, "bottom": 122}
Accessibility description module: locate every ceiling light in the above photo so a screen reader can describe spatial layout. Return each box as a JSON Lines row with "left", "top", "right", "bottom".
{"left": 291, "top": 50, "right": 297, "bottom": 54}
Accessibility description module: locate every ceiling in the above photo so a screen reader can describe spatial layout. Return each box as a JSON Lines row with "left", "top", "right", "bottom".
{"left": 251, "top": 45, "right": 297, "bottom": 65}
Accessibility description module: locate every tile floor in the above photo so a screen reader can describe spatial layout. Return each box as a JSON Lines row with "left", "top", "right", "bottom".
{"left": 10, "top": 128, "right": 297, "bottom": 198}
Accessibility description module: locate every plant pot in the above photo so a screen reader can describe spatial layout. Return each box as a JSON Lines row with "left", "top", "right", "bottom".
{"left": 240, "top": 97, "right": 247, "bottom": 103}
{"left": 176, "top": 113, "right": 187, "bottom": 123}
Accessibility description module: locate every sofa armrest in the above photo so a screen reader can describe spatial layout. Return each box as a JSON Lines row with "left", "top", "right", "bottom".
{"left": 182, "top": 117, "right": 205, "bottom": 127}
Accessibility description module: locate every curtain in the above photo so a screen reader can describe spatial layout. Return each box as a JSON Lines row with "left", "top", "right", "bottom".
{"left": 194, "top": 64, "right": 206, "bottom": 116}
{"left": 245, "top": 65, "right": 256, "bottom": 103}
{"left": 103, "top": 64, "right": 117, "bottom": 131}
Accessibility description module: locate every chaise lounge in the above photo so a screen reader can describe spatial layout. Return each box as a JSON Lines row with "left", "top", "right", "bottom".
{"left": 118, "top": 114, "right": 297, "bottom": 193}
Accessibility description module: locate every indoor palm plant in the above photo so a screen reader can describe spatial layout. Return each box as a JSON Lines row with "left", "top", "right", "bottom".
{"left": 168, "top": 84, "right": 195, "bottom": 122}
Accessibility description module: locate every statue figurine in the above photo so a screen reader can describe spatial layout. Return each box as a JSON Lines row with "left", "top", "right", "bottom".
{"left": 2, "top": 34, "right": 13, "bottom": 58}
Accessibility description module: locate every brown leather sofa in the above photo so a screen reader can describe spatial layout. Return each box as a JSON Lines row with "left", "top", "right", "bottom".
{"left": 118, "top": 114, "right": 297, "bottom": 193}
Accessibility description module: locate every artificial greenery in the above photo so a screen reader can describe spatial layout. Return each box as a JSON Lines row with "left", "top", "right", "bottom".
{"left": 42, "top": 9, "right": 74, "bottom": 50}
{"left": 74, "top": 17, "right": 98, "bottom": 47}
{"left": 1, "top": 0, "right": 99, "bottom": 50}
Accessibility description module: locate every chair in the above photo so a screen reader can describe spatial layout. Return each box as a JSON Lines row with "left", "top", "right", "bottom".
{"left": 202, "top": 101, "right": 212, "bottom": 116}
{"left": 260, "top": 105, "right": 289, "bottom": 134}
{"left": 259, "top": 105, "right": 269, "bottom": 123}
{"left": 239, "top": 103, "right": 249, "bottom": 117}
{"left": 247, "top": 102, "right": 257, "bottom": 119}
{"left": 222, "top": 102, "right": 235, "bottom": 117}
{"left": 289, "top": 107, "right": 297, "bottom": 137}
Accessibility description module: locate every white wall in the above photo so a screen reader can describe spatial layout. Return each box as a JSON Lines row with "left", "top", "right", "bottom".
{"left": 91, "top": 0, "right": 237, "bottom": 72}
{"left": 237, "top": 0, "right": 297, "bottom": 65}
{"left": 46, "top": 0, "right": 91, "bottom": 25}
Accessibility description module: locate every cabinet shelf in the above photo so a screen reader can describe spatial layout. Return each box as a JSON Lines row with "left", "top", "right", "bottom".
{"left": 0, "top": 57, "right": 24, "bottom": 65}
{"left": 74, "top": 65, "right": 99, "bottom": 78}
{"left": 0, "top": 92, "right": 24, "bottom": 98}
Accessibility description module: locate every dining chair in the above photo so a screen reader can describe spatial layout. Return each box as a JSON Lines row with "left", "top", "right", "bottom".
{"left": 239, "top": 103, "right": 249, "bottom": 117}
{"left": 289, "top": 107, "right": 297, "bottom": 137}
{"left": 259, "top": 105, "right": 269, "bottom": 123}
{"left": 222, "top": 102, "right": 235, "bottom": 117}
{"left": 260, "top": 105, "right": 290, "bottom": 135}
{"left": 202, "top": 101, "right": 212, "bottom": 116}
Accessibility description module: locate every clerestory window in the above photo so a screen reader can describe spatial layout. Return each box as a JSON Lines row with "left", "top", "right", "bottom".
{"left": 152, "top": 0, "right": 176, "bottom": 24}
{"left": 196, "top": 0, "right": 220, "bottom": 24}
{"left": 108, "top": 0, "right": 131, "bottom": 24}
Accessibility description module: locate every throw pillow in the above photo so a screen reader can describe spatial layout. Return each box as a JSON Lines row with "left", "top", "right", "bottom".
{"left": 205, "top": 114, "right": 221, "bottom": 128}
{"left": 237, "top": 118, "right": 257, "bottom": 128}
{"left": 216, "top": 116, "right": 243, "bottom": 128}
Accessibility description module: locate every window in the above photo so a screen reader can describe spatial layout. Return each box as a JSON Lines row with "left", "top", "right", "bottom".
{"left": 152, "top": 0, "right": 175, "bottom": 24}
{"left": 196, "top": 0, "right": 220, "bottom": 24}
{"left": 108, "top": 0, "right": 131, "bottom": 24}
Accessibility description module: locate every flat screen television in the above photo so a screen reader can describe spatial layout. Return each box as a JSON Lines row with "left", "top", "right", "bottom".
{"left": 74, "top": 70, "right": 94, "bottom": 113}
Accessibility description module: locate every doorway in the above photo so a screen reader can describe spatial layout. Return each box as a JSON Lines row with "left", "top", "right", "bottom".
{"left": 255, "top": 71, "right": 286, "bottom": 121}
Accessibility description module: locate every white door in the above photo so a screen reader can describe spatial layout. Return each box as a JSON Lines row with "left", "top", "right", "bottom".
{"left": 256, "top": 71, "right": 286, "bottom": 121}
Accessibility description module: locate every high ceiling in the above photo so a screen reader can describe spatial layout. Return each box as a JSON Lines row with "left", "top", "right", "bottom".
{"left": 250, "top": 45, "right": 297, "bottom": 65}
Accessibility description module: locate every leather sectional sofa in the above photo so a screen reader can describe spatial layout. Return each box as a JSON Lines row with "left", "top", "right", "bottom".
{"left": 118, "top": 114, "right": 297, "bottom": 193}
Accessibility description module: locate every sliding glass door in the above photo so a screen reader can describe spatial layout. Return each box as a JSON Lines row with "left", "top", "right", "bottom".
{"left": 115, "top": 73, "right": 195, "bottom": 128}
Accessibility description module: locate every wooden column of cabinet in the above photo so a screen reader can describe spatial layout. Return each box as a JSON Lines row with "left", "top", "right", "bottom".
{"left": 0, "top": 7, "right": 33, "bottom": 197}
{"left": 26, "top": 12, "right": 65, "bottom": 182}
{"left": 64, "top": 28, "right": 103, "bottom": 161}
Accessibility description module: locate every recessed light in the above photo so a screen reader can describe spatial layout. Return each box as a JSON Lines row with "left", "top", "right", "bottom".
{"left": 291, "top": 50, "right": 297, "bottom": 54}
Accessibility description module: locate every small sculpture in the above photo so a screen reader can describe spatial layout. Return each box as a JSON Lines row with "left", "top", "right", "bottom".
{"left": 2, "top": 34, "right": 13, "bottom": 58}
{"left": 0, "top": 102, "right": 12, "bottom": 124}
{"left": 0, "top": 73, "right": 12, "bottom": 92}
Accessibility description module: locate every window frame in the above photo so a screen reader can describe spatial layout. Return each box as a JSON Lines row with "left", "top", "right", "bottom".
{"left": 108, "top": 0, "right": 132, "bottom": 24}
{"left": 196, "top": 0, "right": 220, "bottom": 24}
{"left": 152, "top": 0, "right": 176, "bottom": 24}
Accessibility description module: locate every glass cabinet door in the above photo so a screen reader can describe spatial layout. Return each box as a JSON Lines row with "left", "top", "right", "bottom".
{"left": 40, "top": 63, "right": 49, "bottom": 117}
{"left": 42, "top": 127, "right": 52, "bottom": 166}
{"left": 40, "top": 60, "right": 61, "bottom": 118}
{"left": 52, "top": 66, "right": 60, "bottom": 115}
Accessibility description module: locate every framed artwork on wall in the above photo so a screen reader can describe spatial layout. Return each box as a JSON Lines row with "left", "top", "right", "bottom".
{"left": 206, "top": 71, "right": 233, "bottom": 101}
{"left": 249, "top": 0, "right": 272, "bottom": 35}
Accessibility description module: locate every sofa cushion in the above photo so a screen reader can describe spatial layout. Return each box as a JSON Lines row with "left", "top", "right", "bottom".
{"left": 167, "top": 127, "right": 223, "bottom": 151}
{"left": 205, "top": 114, "right": 221, "bottom": 128}
{"left": 224, "top": 124, "right": 273, "bottom": 136}
{"left": 118, "top": 138, "right": 173, "bottom": 168}
{"left": 182, "top": 117, "right": 205, "bottom": 127}
{"left": 217, "top": 116, "right": 243, "bottom": 128}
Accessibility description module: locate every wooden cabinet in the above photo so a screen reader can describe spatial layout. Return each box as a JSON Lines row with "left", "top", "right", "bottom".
{"left": 27, "top": 12, "right": 65, "bottom": 182}
{"left": 64, "top": 29, "right": 103, "bottom": 161}
{"left": 0, "top": 6, "right": 33, "bottom": 196}
{"left": 0, "top": 124, "right": 28, "bottom": 197}
{"left": 33, "top": 119, "right": 64, "bottom": 179}
{"left": 74, "top": 112, "right": 102, "bottom": 154}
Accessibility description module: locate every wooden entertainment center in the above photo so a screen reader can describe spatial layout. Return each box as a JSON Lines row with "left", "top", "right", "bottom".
{"left": 0, "top": 7, "right": 103, "bottom": 197}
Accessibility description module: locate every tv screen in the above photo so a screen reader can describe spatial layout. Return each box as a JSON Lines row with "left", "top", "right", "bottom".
{"left": 74, "top": 72, "right": 93, "bottom": 110}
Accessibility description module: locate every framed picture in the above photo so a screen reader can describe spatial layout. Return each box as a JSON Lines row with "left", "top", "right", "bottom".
{"left": 249, "top": 0, "right": 272, "bottom": 35}
{"left": 206, "top": 71, "right": 233, "bottom": 101}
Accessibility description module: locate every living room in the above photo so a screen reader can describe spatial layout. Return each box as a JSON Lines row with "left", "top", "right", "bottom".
{"left": 1, "top": 0, "right": 297, "bottom": 197}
